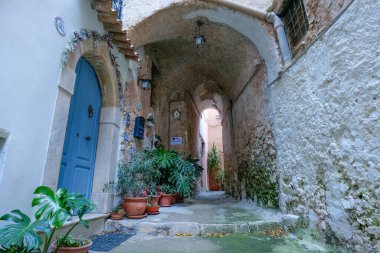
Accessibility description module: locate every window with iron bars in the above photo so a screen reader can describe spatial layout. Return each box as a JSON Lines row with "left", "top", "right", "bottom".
{"left": 280, "top": 0, "right": 309, "bottom": 49}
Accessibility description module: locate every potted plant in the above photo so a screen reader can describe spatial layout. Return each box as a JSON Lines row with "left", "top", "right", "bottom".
{"left": 0, "top": 186, "right": 95, "bottom": 253}
{"left": 207, "top": 144, "right": 223, "bottom": 191}
{"left": 152, "top": 148, "right": 202, "bottom": 199}
{"left": 146, "top": 195, "right": 160, "bottom": 215}
{"left": 158, "top": 184, "right": 175, "bottom": 207}
{"left": 51, "top": 235, "right": 92, "bottom": 253}
{"left": 146, "top": 203, "right": 160, "bottom": 215}
{"left": 104, "top": 150, "right": 161, "bottom": 219}
{"left": 146, "top": 191, "right": 161, "bottom": 206}
{"left": 111, "top": 206, "right": 124, "bottom": 220}
{"left": 117, "top": 166, "right": 147, "bottom": 219}
{"left": 216, "top": 169, "right": 225, "bottom": 190}
{"left": 175, "top": 192, "right": 185, "bottom": 203}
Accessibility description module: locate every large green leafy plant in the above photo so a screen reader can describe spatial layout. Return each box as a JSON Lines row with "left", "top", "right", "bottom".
{"left": 0, "top": 186, "right": 95, "bottom": 253}
{"left": 152, "top": 148, "right": 202, "bottom": 197}
{"left": 110, "top": 148, "right": 202, "bottom": 199}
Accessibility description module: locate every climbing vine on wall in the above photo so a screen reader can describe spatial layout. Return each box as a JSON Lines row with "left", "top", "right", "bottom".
{"left": 61, "top": 29, "right": 112, "bottom": 66}
{"left": 61, "top": 29, "right": 125, "bottom": 111}
{"left": 226, "top": 121, "right": 279, "bottom": 208}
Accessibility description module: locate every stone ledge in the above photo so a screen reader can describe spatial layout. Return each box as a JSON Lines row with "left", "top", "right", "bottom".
{"left": 61, "top": 213, "right": 110, "bottom": 229}
{"left": 104, "top": 214, "right": 301, "bottom": 237}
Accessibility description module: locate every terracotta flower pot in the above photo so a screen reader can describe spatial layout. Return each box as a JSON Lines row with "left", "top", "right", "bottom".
{"left": 111, "top": 212, "right": 123, "bottom": 220}
{"left": 159, "top": 194, "right": 172, "bottom": 207}
{"left": 151, "top": 195, "right": 161, "bottom": 206}
{"left": 123, "top": 197, "right": 147, "bottom": 219}
{"left": 210, "top": 185, "right": 220, "bottom": 191}
{"left": 146, "top": 205, "right": 160, "bottom": 215}
{"left": 51, "top": 240, "right": 92, "bottom": 253}
{"left": 171, "top": 194, "right": 177, "bottom": 204}
{"left": 175, "top": 193, "right": 184, "bottom": 203}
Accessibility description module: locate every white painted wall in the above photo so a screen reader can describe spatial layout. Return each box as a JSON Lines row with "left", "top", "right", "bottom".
{"left": 199, "top": 112, "right": 209, "bottom": 190}
{"left": 0, "top": 0, "right": 127, "bottom": 216}
{"left": 205, "top": 109, "right": 224, "bottom": 172}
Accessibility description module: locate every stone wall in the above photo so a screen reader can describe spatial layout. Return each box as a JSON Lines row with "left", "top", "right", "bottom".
{"left": 223, "top": 60, "right": 279, "bottom": 208}
{"left": 270, "top": 0, "right": 380, "bottom": 250}
{"left": 118, "top": 48, "right": 155, "bottom": 164}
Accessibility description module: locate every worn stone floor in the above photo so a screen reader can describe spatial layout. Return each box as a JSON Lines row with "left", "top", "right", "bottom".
{"left": 91, "top": 192, "right": 348, "bottom": 253}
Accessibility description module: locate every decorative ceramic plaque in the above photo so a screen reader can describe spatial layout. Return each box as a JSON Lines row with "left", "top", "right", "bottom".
{"left": 55, "top": 17, "right": 65, "bottom": 36}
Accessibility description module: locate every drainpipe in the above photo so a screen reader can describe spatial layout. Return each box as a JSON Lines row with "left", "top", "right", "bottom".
{"left": 266, "top": 13, "right": 292, "bottom": 65}
{"left": 204, "top": 0, "right": 292, "bottom": 65}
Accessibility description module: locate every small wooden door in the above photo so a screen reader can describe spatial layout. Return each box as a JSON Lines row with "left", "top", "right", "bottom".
{"left": 58, "top": 58, "right": 102, "bottom": 198}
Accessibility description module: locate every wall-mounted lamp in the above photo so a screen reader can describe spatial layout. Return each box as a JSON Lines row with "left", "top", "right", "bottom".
{"left": 194, "top": 20, "right": 206, "bottom": 48}
{"left": 139, "top": 74, "right": 151, "bottom": 90}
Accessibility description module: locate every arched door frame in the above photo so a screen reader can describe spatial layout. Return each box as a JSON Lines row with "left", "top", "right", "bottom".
{"left": 43, "top": 38, "right": 121, "bottom": 213}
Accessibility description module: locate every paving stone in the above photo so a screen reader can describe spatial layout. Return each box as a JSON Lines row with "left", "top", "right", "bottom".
{"left": 235, "top": 223, "right": 250, "bottom": 233}
{"left": 281, "top": 214, "right": 301, "bottom": 232}
{"left": 248, "top": 220, "right": 281, "bottom": 233}
{"left": 201, "top": 224, "right": 236, "bottom": 235}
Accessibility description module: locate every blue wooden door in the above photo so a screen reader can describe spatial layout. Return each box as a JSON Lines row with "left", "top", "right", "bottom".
{"left": 58, "top": 58, "right": 102, "bottom": 199}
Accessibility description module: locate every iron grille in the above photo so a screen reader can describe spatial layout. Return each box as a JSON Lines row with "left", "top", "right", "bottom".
{"left": 281, "top": 0, "right": 309, "bottom": 48}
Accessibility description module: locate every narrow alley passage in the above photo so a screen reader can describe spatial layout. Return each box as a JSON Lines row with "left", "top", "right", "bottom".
{"left": 90, "top": 192, "right": 348, "bottom": 253}
{"left": 0, "top": 0, "right": 379, "bottom": 252}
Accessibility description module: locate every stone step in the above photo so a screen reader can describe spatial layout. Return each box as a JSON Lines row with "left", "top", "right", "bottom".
{"left": 97, "top": 12, "right": 120, "bottom": 24}
{"left": 114, "top": 41, "right": 133, "bottom": 49}
{"left": 119, "top": 48, "right": 137, "bottom": 56}
{"left": 103, "top": 23, "right": 125, "bottom": 33}
{"left": 92, "top": 0, "right": 113, "bottom": 12}
{"left": 111, "top": 33, "right": 131, "bottom": 42}
{"left": 104, "top": 214, "right": 301, "bottom": 237}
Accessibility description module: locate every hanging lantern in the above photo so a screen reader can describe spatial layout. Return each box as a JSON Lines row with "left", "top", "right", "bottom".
{"left": 139, "top": 74, "right": 151, "bottom": 90}
{"left": 194, "top": 20, "right": 206, "bottom": 48}
{"left": 194, "top": 34, "right": 205, "bottom": 48}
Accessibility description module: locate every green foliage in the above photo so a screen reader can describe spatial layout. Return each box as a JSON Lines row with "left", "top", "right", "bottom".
{"left": 112, "top": 206, "right": 123, "bottom": 213}
{"left": 115, "top": 163, "right": 149, "bottom": 197}
{"left": 112, "top": 148, "right": 203, "bottom": 199}
{"left": 32, "top": 187, "right": 71, "bottom": 228}
{"left": 0, "top": 244, "right": 39, "bottom": 253}
{"left": 0, "top": 210, "right": 50, "bottom": 251}
{"left": 56, "top": 235, "right": 90, "bottom": 248}
{"left": 0, "top": 186, "right": 96, "bottom": 253}
{"left": 237, "top": 161, "right": 279, "bottom": 208}
{"left": 207, "top": 144, "right": 224, "bottom": 187}
{"left": 154, "top": 148, "right": 202, "bottom": 197}
{"left": 207, "top": 144, "right": 222, "bottom": 173}
{"left": 159, "top": 184, "right": 176, "bottom": 194}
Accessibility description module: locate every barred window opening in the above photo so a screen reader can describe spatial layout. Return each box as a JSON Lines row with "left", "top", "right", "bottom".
{"left": 280, "top": 0, "right": 309, "bottom": 49}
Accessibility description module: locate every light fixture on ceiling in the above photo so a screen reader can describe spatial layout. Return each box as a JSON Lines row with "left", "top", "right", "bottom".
{"left": 194, "top": 20, "right": 206, "bottom": 48}
{"left": 139, "top": 74, "right": 151, "bottom": 90}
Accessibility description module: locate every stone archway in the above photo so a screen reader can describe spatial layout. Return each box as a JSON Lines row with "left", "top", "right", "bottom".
{"left": 42, "top": 38, "right": 121, "bottom": 213}
{"left": 124, "top": 1, "right": 280, "bottom": 207}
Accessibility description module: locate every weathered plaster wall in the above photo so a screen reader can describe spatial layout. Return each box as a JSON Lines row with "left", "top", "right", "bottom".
{"left": 270, "top": 0, "right": 380, "bottom": 250}
{"left": 123, "top": 0, "right": 273, "bottom": 29}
